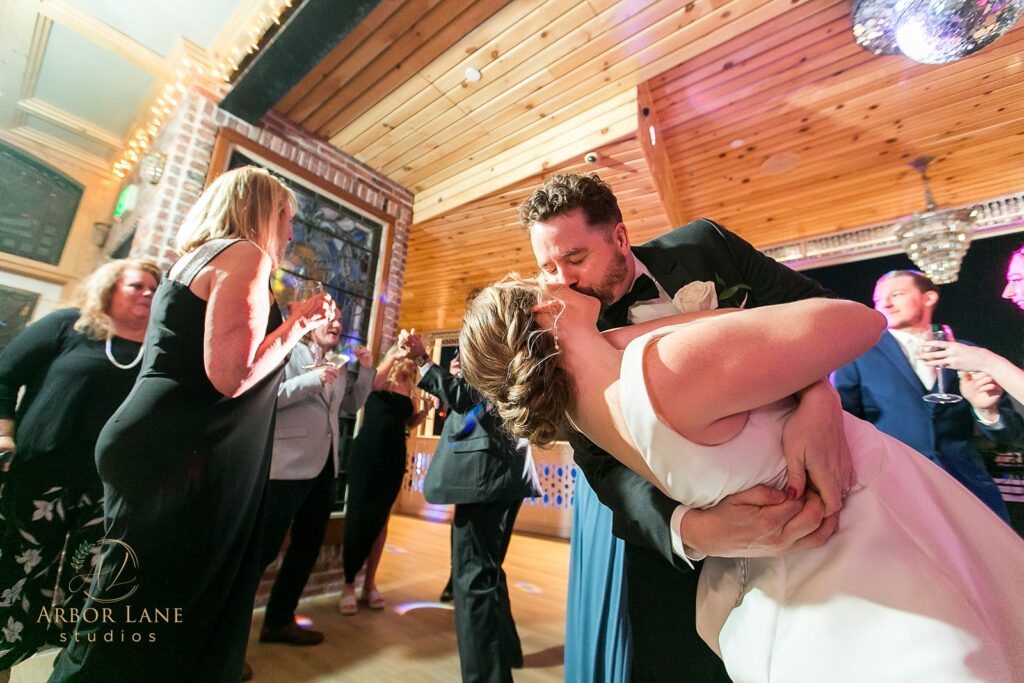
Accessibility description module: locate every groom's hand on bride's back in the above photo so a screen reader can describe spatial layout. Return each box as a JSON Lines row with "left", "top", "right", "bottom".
{"left": 681, "top": 486, "right": 837, "bottom": 558}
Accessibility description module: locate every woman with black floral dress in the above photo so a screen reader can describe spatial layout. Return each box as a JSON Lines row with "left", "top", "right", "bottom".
{"left": 0, "top": 258, "right": 160, "bottom": 674}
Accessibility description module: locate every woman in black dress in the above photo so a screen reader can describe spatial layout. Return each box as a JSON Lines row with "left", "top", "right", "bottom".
{"left": 0, "top": 258, "right": 159, "bottom": 675}
{"left": 51, "top": 167, "right": 335, "bottom": 682}
{"left": 339, "top": 347, "right": 429, "bottom": 615}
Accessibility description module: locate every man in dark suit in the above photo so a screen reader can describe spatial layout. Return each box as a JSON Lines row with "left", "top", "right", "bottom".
{"left": 405, "top": 335, "right": 541, "bottom": 683}
{"left": 833, "top": 269, "right": 1019, "bottom": 521}
{"left": 521, "top": 173, "right": 851, "bottom": 681}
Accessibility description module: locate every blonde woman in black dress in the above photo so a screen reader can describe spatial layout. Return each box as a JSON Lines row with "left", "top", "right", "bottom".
{"left": 51, "top": 167, "right": 335, "bottom": 682}
{"left": 340, "top": 347, "right": 430, "bottom": 615}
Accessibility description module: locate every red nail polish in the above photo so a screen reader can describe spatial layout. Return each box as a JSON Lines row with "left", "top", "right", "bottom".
{"left": 787, "top": 487, "right": 798, "bottom": 500}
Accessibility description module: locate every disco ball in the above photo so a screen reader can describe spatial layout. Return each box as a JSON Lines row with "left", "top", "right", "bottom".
{"left": 893, "top": 0, "right": 1024, "bottom": 64}
{"left": 852, "top": 0, "right": 902, "bottom": 54}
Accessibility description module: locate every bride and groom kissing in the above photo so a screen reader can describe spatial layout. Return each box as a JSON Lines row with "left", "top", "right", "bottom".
{"left": 460, "top": 173, "right": 1024, "bottom": 682}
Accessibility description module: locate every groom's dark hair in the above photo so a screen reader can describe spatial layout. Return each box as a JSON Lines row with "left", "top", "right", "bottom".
{"left": 518, "top": 173, "right": 623, "bottom": 235}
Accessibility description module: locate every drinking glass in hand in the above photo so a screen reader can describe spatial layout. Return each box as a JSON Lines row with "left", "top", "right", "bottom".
{"left": 324, "top": 350, "right": 351, "bottom": 367}
{"left": 922, "top": 324, "right": 963, "bottom": 404}
{"left": 294, "top": 281, "right": 328, "bottom": 369}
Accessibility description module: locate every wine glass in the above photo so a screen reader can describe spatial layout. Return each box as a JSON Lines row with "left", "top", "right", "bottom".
{"left": 922, "top": 324, "right": 962, "bottom": 404}
{"left": 324, "top": 350, "right": 351, "bottom": 367}
{"left": 294, "top": 281, "right": 328, "bottom": 369}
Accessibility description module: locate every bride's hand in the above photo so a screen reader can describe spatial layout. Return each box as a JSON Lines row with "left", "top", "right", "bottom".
{"left": 782, "top": 379, "right": 855, "bottom": 516}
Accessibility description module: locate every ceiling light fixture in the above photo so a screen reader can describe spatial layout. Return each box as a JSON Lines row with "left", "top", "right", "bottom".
{"left": 894, "top": 156, "right": 976, "bottom": 284}
{"left": 852, "top": 0, "right": 1024, "bottom": 63}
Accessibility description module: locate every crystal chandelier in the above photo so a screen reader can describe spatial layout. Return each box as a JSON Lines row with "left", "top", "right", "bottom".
{"left": 852, "top": 0, "right": 1024, "bottom": 63}
{"left": 895, "top": 157, "right": 975, "bottom": 284}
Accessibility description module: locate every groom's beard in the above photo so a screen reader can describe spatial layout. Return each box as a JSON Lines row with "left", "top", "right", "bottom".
{"left": 575, "top": 250, "right": 630, "bottom": 309}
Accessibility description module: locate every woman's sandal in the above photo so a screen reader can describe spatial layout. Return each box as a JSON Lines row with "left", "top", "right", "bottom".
{"left": 339, "top": 593, "right": 358, "bottom": 616}
{"left": 360, "top": 588, "right": 385, "bottom": 610}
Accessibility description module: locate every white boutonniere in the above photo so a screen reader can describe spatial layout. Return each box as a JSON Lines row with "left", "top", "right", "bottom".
{"left": 673, "top": 281, "right": 719, "bottom": 313}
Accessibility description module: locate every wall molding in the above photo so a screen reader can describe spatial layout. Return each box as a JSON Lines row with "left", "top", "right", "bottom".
{"left": 17, "top": 97, "right": 122, "bottom": 148}
{"left": 762, "top": 191, "right": 1024, "bottom": 270}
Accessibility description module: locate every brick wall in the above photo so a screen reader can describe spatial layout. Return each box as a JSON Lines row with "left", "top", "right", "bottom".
{"left": 106, "top": 86, "right": 413, "bottom": 352}
{"left": 105, "top": 87, "right": 414, "bottom": 609}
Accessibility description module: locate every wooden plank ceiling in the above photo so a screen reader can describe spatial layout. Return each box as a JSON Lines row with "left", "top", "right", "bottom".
{"left": 271, "top": 0, "right": 1024, "bottom": 333}
{"left": 401, "top": 134, "right": 669, "bottom": 330}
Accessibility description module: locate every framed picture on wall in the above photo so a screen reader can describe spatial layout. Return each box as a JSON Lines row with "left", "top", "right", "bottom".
{"left": 207, "top": 128, "right": 395, "bottom": 361}
{"left": 0, "top": 142, "right": 82, "bottom": 265}
{"left": 0, "top": 284, "right": 40, "bottom": 352}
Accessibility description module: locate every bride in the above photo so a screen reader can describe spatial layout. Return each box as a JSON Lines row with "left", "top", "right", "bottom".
{"left": 458, "top": 276, "right": 1024, "bottom": 682}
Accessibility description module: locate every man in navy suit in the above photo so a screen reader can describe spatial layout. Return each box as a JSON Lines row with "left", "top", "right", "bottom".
{"left": 833, "top": 270, "right": 1018, "bottom": 521}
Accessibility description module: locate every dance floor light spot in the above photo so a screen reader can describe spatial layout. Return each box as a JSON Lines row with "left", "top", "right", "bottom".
{"left": 294, "top": 615, "right": 313, "bottom": 628}
{"left": 393, "top": 601, "right": 455, "bottom": 615}
{"left": 423, "top": 509, "right": 450, "bottom": 523}
{"left": 513, "top": 581, "right": 542, "bottom": 595}
{"left": 384, "top": 544, "right": 407, "bottom": 554}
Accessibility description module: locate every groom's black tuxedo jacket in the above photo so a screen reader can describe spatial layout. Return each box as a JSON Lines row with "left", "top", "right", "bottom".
{"left": 573, "top": 217, "right": 829, "bottom": 571}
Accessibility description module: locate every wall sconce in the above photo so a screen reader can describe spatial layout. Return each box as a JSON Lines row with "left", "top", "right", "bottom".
{"left": 93, "top": 222, "right": 112, "bottom": 247}
{"left": 139, "top": 152, "right": 167, "bottom": 185}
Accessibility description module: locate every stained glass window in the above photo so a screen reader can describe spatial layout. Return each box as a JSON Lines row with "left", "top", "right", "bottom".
{"left": 227, "top": 150, "right": 385, "bottom": 357}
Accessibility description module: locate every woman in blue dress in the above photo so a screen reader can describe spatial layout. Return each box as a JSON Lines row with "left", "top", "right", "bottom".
{"left": 564, "top": 466, "right": 632, "bottom": 681}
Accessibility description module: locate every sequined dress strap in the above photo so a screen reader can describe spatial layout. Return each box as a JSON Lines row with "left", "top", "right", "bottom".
{"left": 170, "top": 238, "right": 246, "bottom": 286}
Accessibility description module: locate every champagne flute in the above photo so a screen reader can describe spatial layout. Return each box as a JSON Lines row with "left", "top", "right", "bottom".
{"left": 922, "top": 324, "right": 963, "bottom": 404}
{"left": 294, "top": 281, "right": 328, "bottom": 369}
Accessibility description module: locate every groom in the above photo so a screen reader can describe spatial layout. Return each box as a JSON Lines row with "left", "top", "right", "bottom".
{"left": 521, "top": 173, "right": 851, "bottom": 681}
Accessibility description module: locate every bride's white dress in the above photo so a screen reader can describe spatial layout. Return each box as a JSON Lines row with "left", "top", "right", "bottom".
{"left": 619, "top": 326, "right": 1024, "bottom": 682}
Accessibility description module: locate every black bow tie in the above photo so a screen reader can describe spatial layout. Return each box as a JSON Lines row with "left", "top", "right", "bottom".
{"left": 598, "top": 274, "right": 660, "bottom": 331}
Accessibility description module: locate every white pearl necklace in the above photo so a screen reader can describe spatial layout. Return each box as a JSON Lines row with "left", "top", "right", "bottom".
{"left": 105, "top": 337, "right": 144, "bottom": 370}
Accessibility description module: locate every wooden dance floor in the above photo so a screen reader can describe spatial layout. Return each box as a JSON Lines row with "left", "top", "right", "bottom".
{"left": 11, "top": 514, "right": 568, "bottom": 682}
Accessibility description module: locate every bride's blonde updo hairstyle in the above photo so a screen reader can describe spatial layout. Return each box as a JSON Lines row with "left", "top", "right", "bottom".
{"left": 459, "top": 276, "right": 573, "bottom": 447}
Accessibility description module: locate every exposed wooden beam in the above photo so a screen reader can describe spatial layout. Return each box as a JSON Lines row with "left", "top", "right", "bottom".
{"left": 17, "top": 98, "right": 122, "bottom": 148}
{"left": 412, "top": 89, "right": 638, "bottom": 223}
{"left": 636, "top": 81, "right": 687, "bottom": 228}
{"left": 37, "top": 0, "right": 175, "bottom": 80}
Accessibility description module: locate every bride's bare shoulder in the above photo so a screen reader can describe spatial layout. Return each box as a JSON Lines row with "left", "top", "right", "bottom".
{"left": 642, "top": 331, "right": 749, "bottom": 445}
{"left": 602, "top": 309, "right": 735, "bottom": 350}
